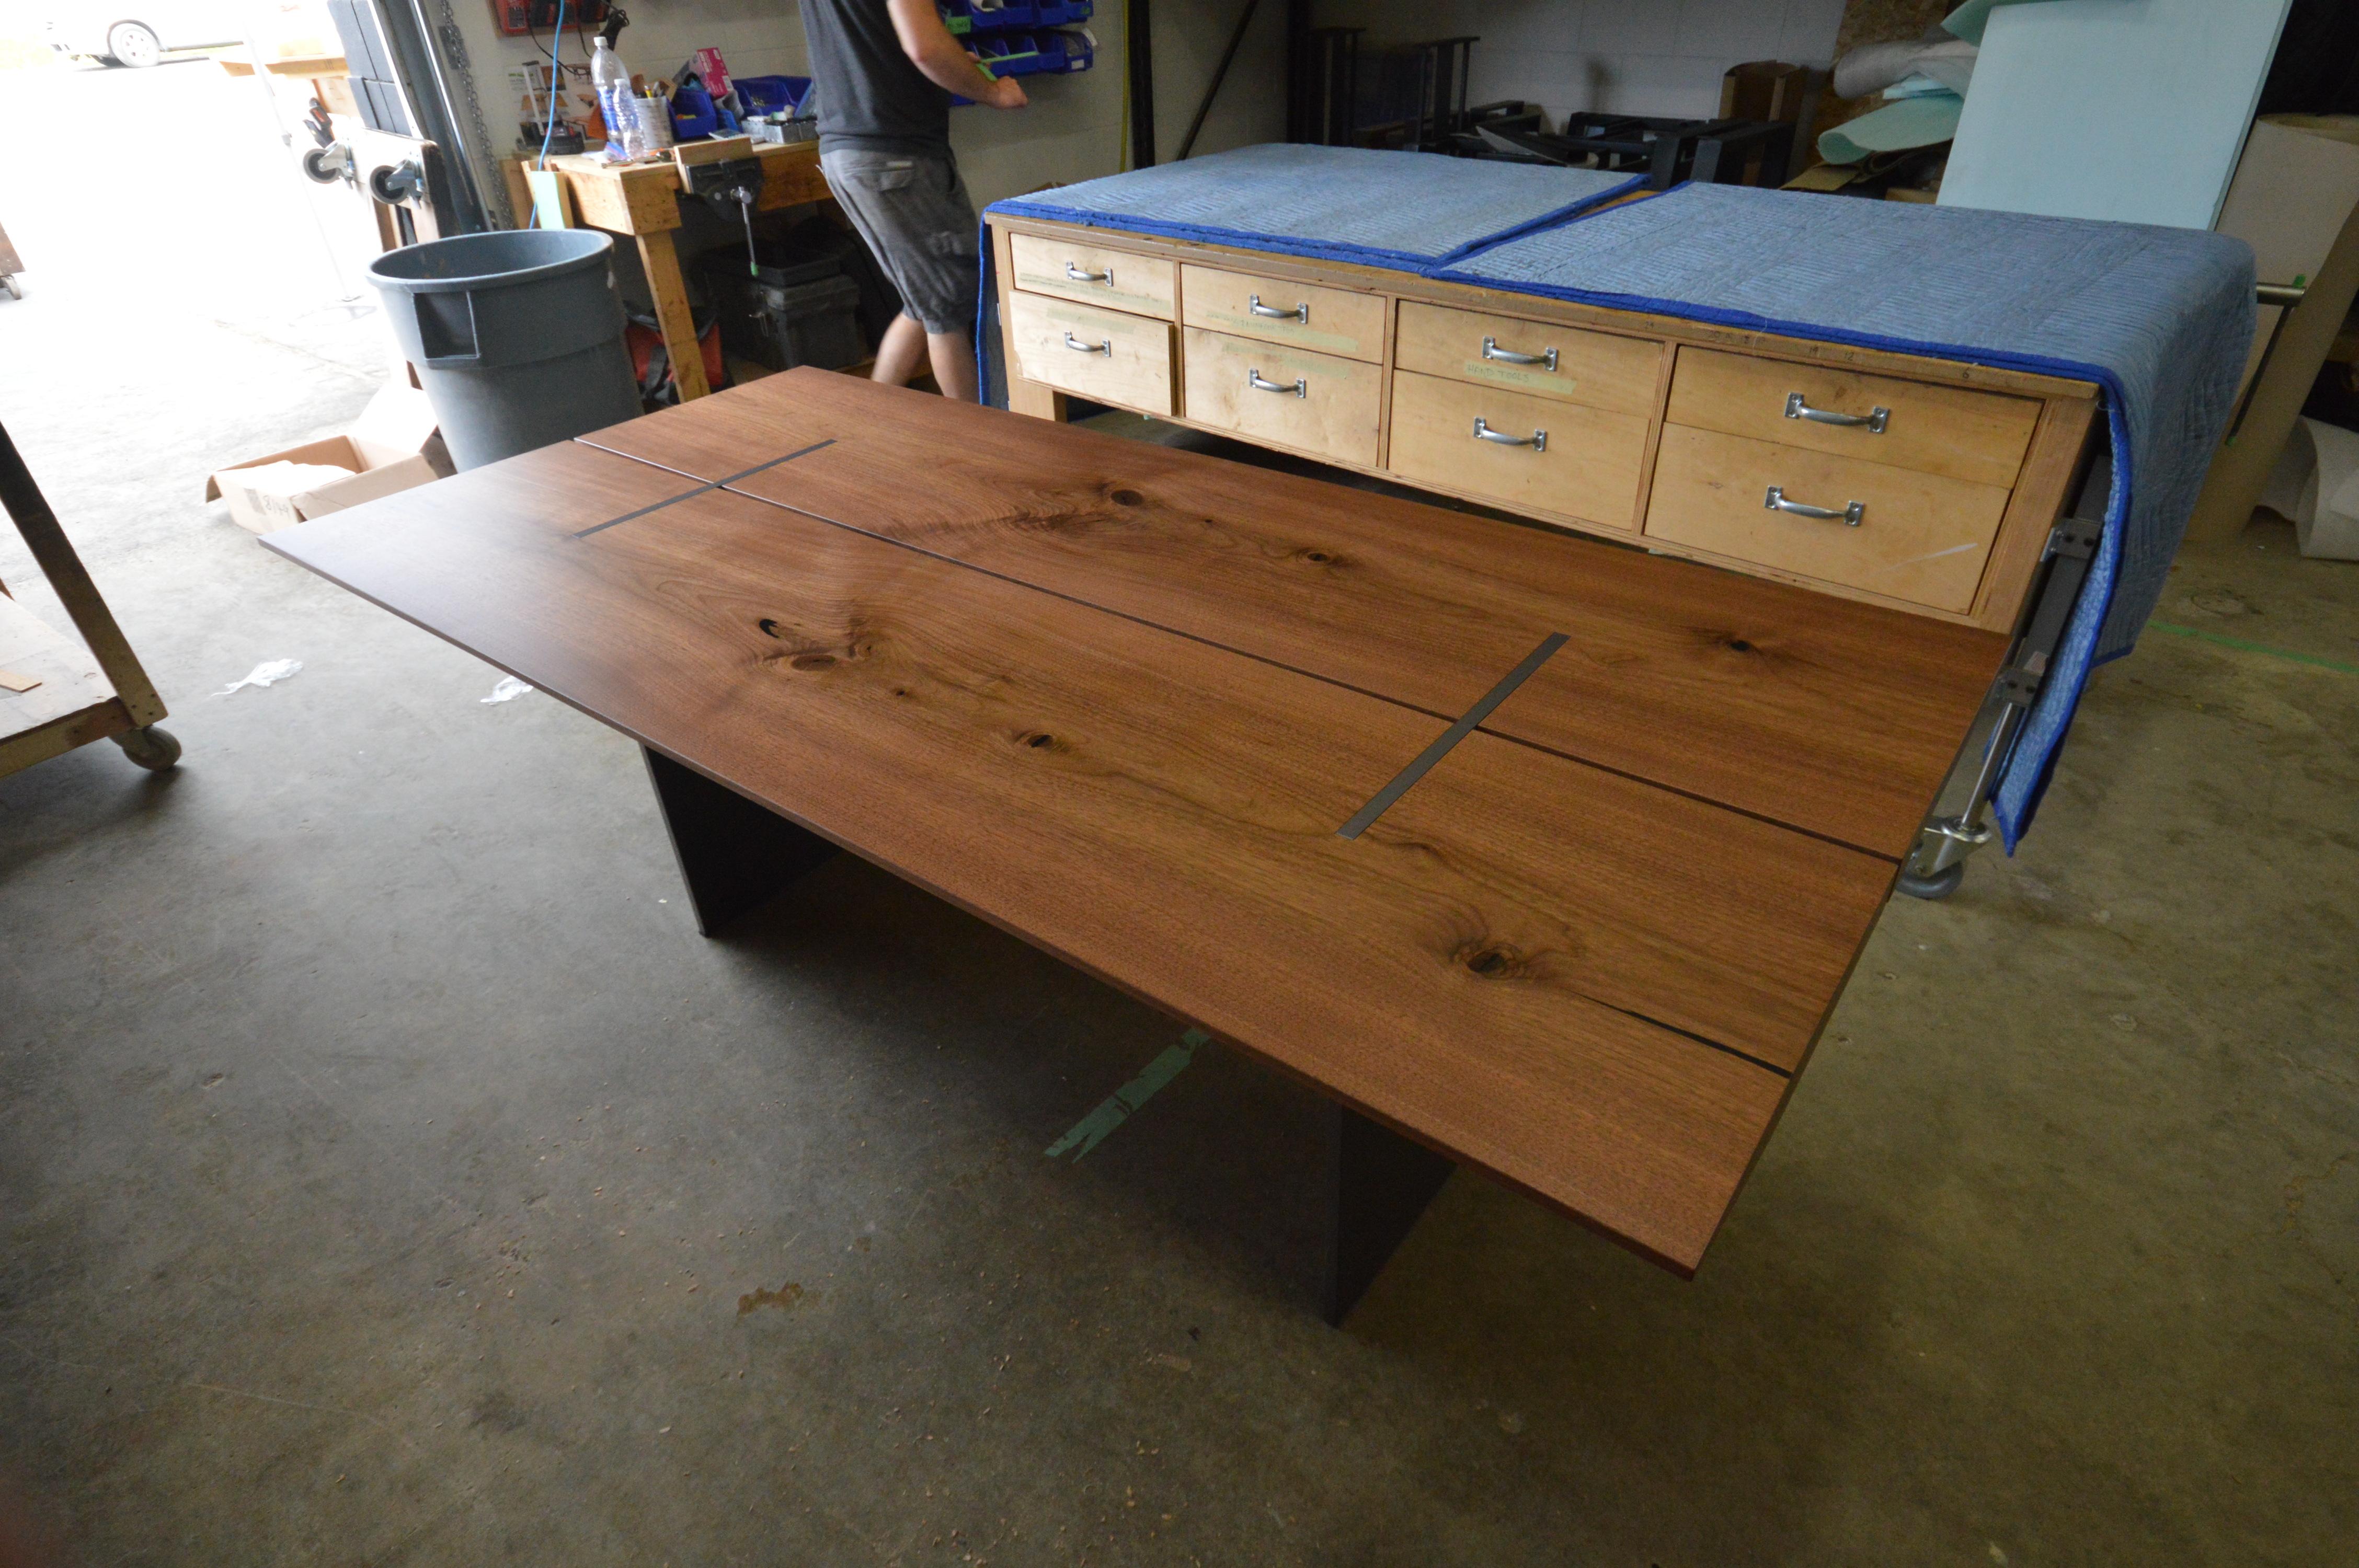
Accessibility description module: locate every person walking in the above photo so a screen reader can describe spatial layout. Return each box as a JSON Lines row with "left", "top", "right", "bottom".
{"left": 803, "top": 0, "right": 1027, "bottom": 401}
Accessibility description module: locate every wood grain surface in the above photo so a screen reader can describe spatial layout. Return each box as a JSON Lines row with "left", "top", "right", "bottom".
{"left": 262, "top": 441, "right": 1822, "bottom": 1271}
{"left": 1180, "top": 327, "right": 1384, "bottom": 468}
{"left": 583, "top": 372, "right": 2006, "bottom": 857}
{"left": 1008, "top": 232, "right": 1176, "bottom": 319}
{"left": 1667, "top": 345, "right": 2042, "bottom": 488}
{"left": 1180, "top": 263, "right": 1390, "bottom": 364}
{"left": 1385, "top": 368, "right": 1651, "bottom": 531}
{"left": 1006, "top": 293, "right": 1176, "bottom": 415}
{"left": 1645, "top": 423, "right": 2014, "bottom": 614}
{"left": 0, "top": 591, "right": 113, "bottom": 738}
{"left": 1394, "top": 300, "right": 1664, "bottom": 416}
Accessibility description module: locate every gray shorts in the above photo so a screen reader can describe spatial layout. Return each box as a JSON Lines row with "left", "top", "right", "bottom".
{"left": 819, "top": 147, "right": 981, "bottom": 336}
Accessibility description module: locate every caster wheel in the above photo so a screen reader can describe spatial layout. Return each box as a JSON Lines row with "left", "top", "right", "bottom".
{"left": 112, "top": 724, "right": 182, "bottom": 771}
{"left": 106, "top": 21, "right": 163, "bottom": 66}
{"left": 1897, "top": 861, "right": 1965, "bottom": 901}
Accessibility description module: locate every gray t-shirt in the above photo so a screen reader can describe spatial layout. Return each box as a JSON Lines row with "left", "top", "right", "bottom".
{"left": 802, "top": 0, "right": 952, "bottom": 155}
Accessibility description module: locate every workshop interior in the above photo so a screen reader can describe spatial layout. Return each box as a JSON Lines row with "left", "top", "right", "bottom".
{"left": 1, "top": 0, "right": 2355, "bottom": 1561}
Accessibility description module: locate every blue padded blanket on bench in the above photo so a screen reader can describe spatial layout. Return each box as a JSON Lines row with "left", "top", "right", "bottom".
{"left": 1431, "top": 183, "right": 2254, "bottom": 849}
{"left": 984, "top": 144, "right": 1643, "bottom": 270}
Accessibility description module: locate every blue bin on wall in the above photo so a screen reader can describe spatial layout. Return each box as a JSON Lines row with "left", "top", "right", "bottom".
{"left": 1037, "top": 27, "right": 1092, "bottom": 71}
{"left": 972, "top": 31, "right": 1044, "bottom": 75}
{"left": 968, "top": 0, "right": 1038, "bottom": 29}
{"left": 736, "top": 74, "right": 810, "bottom": 116}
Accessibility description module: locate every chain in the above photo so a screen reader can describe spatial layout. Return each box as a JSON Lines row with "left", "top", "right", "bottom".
{"left": 433, "top": 0, "right": 512, "bottom": 227}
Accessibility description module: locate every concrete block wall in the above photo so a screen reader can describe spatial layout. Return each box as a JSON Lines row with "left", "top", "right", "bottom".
{"left": 1312, "top": 0, "right": 1849, "bottom": 123}
{"left": 445, "top": 0, "right": 1294, "bottom": 223}
{"left": 449, "top": 1, "right": 1125, "bottom": 215}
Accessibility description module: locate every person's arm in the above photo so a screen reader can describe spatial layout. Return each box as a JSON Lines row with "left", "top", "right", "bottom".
{"left": 885, "top": 0, "right": 1028, "bottom": 109}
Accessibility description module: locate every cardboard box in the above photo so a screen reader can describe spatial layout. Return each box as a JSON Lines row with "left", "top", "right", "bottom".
{"left": 2215, "top": 116, "right": 2359, "bottom": 394}
{"left": 2185, "top": 115, "right": 2359, "bottom": 546}
{"left": 205, "top": 384, "right": 449, "bottom": 534}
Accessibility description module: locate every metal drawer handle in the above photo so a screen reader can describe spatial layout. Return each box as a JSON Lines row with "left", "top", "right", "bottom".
{"left": 1482, "top": 336, "right": 1558, "bottom": 372}
{"left": 1764, "top": 486, "right": 1863, "bottom": 526}
{"left": 1064, "top": 262, "right": 1113, "bottom": 284}
{"left": 1472, "top": 416, "right": 1547, "bottom": 453}
{"left": 1785, "top": 391, "right": 1888, "bottom": 433}
{"left": 1063, "top": 332, "right": 1110, "bottom": 355}
{"left": 1249, "top": 293, "right": 1309, "bottom": 323}
{"left": 1247, "top": 368, "right": 1306, "bottom": 398}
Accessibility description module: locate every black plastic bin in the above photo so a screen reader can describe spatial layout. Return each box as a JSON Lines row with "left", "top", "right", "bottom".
{"left": 368, "top": 229, "right": 642, "bottom": 471}
{"left": 698, "top": 246, "right": 867, "bottom": 373}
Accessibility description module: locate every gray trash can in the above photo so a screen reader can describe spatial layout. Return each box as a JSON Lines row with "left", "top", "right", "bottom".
{"left": 368, "top": 230, "right": 644, "bottom": 471}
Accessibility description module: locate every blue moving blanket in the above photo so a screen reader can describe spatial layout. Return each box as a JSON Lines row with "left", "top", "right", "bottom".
{"left": 985, "top": 144, "right": 1642, "bottom": 269}
{"left": 980, "top": 163, "right": 2251, "bottom": 849}
{"left": 1435, "top": 184, "right": 2255, "bottom": 848}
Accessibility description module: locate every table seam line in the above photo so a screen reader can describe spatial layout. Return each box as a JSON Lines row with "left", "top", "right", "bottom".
{"left": 1336, "top": 633, "right": 1568, "bottom": 839}
{"left": 571, "top": 440, "right": 836, "bottom": 538}
{"left": 568, "top": 441, "right": 1906, "bottom": 862}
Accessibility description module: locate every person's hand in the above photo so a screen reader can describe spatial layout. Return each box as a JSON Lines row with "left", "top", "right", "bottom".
{"left": 986, "top": 75, "right": 1028, "bottom": 110}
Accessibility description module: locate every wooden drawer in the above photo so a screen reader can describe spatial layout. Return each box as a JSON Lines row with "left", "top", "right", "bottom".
{"left": 1009, "top": 292, "right": 1175, "bottom": 415}
{"left": 1181, "top": 327, "right": 1381, "bottom": 468}
{"left": 1387, "top": 370, "right": 1649, "bottom": 531}
{"left": 1180, "top": 264, "right": 1388, "bottom": 364}
{"left": 1394, "top": 301, "right": 1662, "bottom": 416}
{"left": 1007, "top": 231, "right": 1175, "bottom": 320}
{"left": 1667, "top": 345, "right": 2040, "bottom": 488}
{"left": 1645, "top": 424, "right": 2012, "bottom": 614}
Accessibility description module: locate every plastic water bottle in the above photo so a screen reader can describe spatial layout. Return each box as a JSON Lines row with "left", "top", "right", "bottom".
{"left": 591, "top": 36, "right": 645, "bottom": 158}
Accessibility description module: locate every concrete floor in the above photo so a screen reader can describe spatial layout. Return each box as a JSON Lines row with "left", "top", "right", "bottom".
{"left": 5, "top": 55, "right": 2359, "bottom": 1568}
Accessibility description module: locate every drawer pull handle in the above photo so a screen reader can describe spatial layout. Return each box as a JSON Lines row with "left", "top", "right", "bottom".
{"left": 1062, "top": 332, "right": 1111, "bottom": 355}
{"left": 1249, "top": 294, "right": 1309, "bottom": 323}
{"left": 1785, "top": 391, "right": 1889, "bottom": 433}
{"left": 1764, "top": 486, "right": 1863, "bottom": 526}
{"left": 1482, "top": 336, "right": 1559, "bottom": 372}
{"left": 1472, "top": 416, "right": 1547, "bottom": 453}
{"left": 1064, "top": 262, "right": 1113, "bottom": 284}
{"left": 1247, "top": 368, "right": 1306, "bottom": 398}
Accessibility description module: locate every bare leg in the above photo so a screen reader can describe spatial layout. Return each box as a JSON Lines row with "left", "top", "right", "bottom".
{"left": 872, "top": 312, "right": 927, "bottom": 387}
{"left": 927, "top": 328, "right": 978, "bottom": 403}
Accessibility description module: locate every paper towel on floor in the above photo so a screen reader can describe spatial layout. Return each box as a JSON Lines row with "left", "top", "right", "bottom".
{"left": 2260, "top": 416, "right": 2359, "bottom": 560}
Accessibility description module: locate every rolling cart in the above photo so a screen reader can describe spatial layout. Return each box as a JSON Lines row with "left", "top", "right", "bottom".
{"left": 0, "top": 421, "right": 179, "bottom": 781}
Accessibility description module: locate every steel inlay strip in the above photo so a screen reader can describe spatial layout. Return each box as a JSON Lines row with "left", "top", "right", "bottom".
{"left": 1336, "top": 632, "right": 1568, "bottom": 840}
{"left": 573, "top": 439, "right": 838, "bottom": 538}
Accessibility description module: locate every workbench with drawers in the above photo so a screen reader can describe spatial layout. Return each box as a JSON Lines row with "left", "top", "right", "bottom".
{"left": 984, "top": 213, "right": 2102, "bottom": 638}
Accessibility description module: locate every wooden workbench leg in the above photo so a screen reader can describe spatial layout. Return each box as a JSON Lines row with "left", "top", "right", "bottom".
{"left": 0, "top": 419, "right": 168, "bottom": 730}
{"left": 636, "top": 229, "right": 712, "bottom": 402}
{"left": 1320, "top": 1104, "right": 1455, "bottom": 1325}
{"left": 989, "top": 220, "right": 1066, "bottom": 422}
{"left": 1007, "top": 379, "right": 1070, "bottom": 422}
{"left": 645, "top": 748, "right": 837, "bottom": 936}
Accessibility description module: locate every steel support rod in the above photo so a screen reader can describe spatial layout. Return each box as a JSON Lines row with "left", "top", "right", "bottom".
{"left": 1176, "top": 0, "right": 1259, "bottom": 160}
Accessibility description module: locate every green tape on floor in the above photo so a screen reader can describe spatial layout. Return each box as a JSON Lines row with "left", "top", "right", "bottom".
{"left": 2147, "top": 620, "right": 2359, "bottom": 676}
{"left": 1045, "top": 1029, "right": 1212, "bottom": 1162}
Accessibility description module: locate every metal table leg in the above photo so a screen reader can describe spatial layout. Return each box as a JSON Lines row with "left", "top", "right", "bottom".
{"left": 1900, "top": 464, "right": 2108, "bottom": 899}
{"left": 644, "top": 747, "right": 839, "bottom": 935}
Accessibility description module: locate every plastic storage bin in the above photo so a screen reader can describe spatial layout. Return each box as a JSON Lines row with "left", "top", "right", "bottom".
{"left": 972, "top": 32, "right": 1043, "bottom": 75}
{"left": 966, "top": 0, "right": 1037, "bottom": 29}
{"left": 1036, "top": 27, "right": 1093, "bottom": 71}
{"left": 696, "top": 236, "right": 840, "bottom": 290}
{"left": 699, "top": 255, "right": 865, "bottom": 373}
{"left": 735, "top": 74, "right": 811, "bottom": 116}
